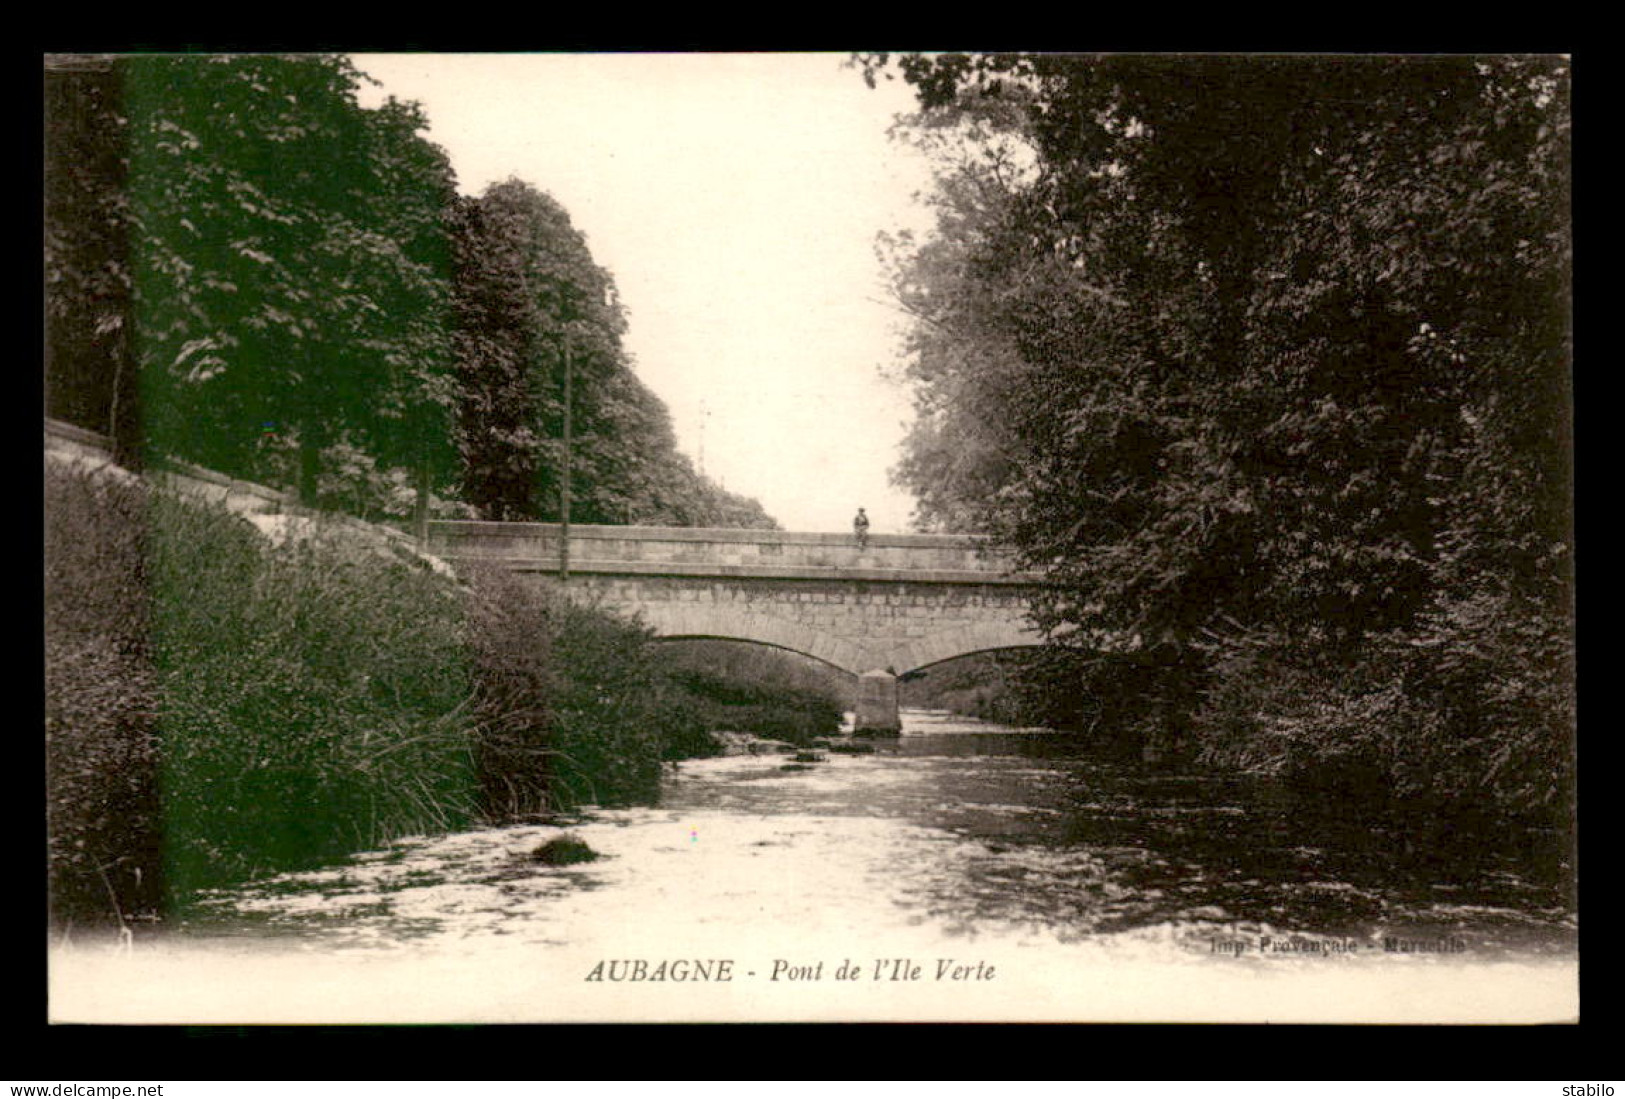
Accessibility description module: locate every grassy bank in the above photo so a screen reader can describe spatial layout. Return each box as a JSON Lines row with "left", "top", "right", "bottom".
{"left": 46, "top": 458, "right": 828, "bottom": 928}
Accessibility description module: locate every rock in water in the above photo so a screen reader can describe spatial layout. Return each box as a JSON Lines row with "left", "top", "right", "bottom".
{"left": 529, "top": 834, "right": 600, "bottom": 865}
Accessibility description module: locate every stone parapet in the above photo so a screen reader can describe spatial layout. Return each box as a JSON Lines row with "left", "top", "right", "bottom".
{"left": 460, "top": 555, "right": 1036, "bottom": 586}
{"left": 427, "top": 520, "right": 1044, "bottom": 583}
{"left": 45, "top": 417, "right": 424, "bottom": 555}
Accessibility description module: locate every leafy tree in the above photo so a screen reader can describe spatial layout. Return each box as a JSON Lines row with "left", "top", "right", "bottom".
{"left": 49, "top": 55, "right": 778, "bottom": 533}
{"left": 875, "top": 92, "right": 1045, "bottom": 533}
{"left": 106, "top": 54, "right": 459, "bottom": 503}
{"left": 339, "top": 92, "right": 461, "bottom": 514}
{"left": 451, "top": 178, "right": 779, "bottom": 528}
{"left": 865, "top": 54, "right": 1571, "bottom": 819}
{"left": 450, "top": 179, "right": 618, "bottom": 520}
{"left": 45, "top": 56, "right": 139, "bottom": 465}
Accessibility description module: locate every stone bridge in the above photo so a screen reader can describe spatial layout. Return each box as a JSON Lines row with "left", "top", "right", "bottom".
{"left": 425, "top": 521, "right": 1049, "bottom": 733}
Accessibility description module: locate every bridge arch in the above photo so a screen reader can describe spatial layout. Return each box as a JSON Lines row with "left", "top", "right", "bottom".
{"left": 628, "top": 602, "right": 871, "bottom": 676}
{"left": 884, "top": 620, "right": 1048, "bottom": 677}
{"left": 426, "top": 519, "right": 1053, "bottom": 731}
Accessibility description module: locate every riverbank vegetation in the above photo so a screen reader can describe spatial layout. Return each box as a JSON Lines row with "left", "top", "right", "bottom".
{"left": 863, "top": 54, "right": 1572, "bottom": 834}
{"left": 46, "top": 458, "right": 840, "bottom": 929}
{"left": 45, "top": 53, "right": 818, "bottom": 929}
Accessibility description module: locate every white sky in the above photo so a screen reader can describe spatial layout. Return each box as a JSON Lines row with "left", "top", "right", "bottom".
{"left": 352, "top": 52, "right": 936, "bottom": 534}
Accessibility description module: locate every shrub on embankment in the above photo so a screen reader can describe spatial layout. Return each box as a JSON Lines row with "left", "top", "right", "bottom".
{"left": 1184, "top": 605, "right": 1576, "bottom": 831}
{"left": 659, "top": 687, "right": 840, "bottom": 750}
{"left": 148, "top": 497, "right": 482, "bottom": 908}
{"left": 48, "top": 456, "right": 480, "bottom": 923}
{"left": 45, "top": 458, "right": 733, "bottom": 927}
{"left": 45, "top": 459, "right": 164, "bottom": 927}
{"left": 459, "top": 564, "right": 699, "bottom": 815}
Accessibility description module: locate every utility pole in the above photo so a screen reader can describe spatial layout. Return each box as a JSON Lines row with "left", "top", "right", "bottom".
{"left": 559, "top": 323, "right": 572, "bottom": 581}
{"left": 555, "top": 281, "right": 612, "bottom": 580}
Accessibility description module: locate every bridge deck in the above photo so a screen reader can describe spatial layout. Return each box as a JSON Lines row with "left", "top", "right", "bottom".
{"left": 426, "top": 521, "right": 1046, "bottom": 585}
{"left": 433, "top": 519, "right": 1054, "bottom": 703}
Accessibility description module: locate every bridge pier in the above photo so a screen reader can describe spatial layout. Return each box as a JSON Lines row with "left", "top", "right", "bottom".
{"left": 853, "top": 670, "right": 901, "bottom": 737}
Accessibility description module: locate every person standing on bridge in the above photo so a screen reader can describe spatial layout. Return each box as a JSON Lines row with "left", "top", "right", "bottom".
{"left": 853, "top": 507, "right": 870, "bottom": 551}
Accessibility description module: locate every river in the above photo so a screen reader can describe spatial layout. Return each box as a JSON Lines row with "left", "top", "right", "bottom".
{"left": 49, "top": 709, "right": 1578, "bottom": 1024}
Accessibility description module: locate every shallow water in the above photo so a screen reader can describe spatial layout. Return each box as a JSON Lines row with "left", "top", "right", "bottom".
{"left": 52, "top": 709, "right": 1578, "bottom": 1023}
{"left": 174, "top": 708, "right": 1574, "bottom": 957}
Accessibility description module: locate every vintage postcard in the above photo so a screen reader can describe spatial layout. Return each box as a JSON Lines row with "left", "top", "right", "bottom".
{"left": 45, "top": 51, "right": 1576, "bottom": 1025}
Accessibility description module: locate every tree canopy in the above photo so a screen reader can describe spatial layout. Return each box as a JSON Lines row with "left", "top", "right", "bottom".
{"left": 449, "top": 178, "right": 777, "bottom": 527}
{"left": 46, "top": 54, "right": 776, "bottom": 530}
{"left": 114, "top": 55, "right": 462, "bottom": 500}
{"left": 865, "top": 53, "right": 1571, "bottom": 818}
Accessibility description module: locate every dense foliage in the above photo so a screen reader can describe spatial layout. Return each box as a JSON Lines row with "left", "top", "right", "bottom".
{"left": 116, "top": 55, "right": 461, "bottom": 503}
{"left": 45, "top": 53, "right": 775, "bottom": 529}
{"left": 460, "top": 563, "right": 687, "bottom": 815}
{"left": 45, "top": 459, "right": 161, "bottom": 925}
{"left": 863, "top": 54, "right": 1572, "bottom": 821}
{"left": 148, "top": 496, "right": 479, "bottom": 903}
{"left": 47, "top": 456, "right": 479, "bottom": 918}
{"left": 44, "top": 53, "right": 799, "bottom": 930}
{"left": 46, "top": 455, "right": 782, "bottom": 926}
{"left": 450, "top": 179, "right": 777, "bottom": 527}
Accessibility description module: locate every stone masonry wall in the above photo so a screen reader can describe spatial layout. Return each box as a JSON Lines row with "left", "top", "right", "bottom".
{"left": 425, "top": 520, "right": 1041, "bottom": 584}
{"left": 518, "top": 571, "right": 1044, "bottom": 676}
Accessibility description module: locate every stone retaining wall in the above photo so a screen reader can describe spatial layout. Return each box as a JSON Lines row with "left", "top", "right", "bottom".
{"left": 45, "top": 418, "right": 422, "bottom": 553}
